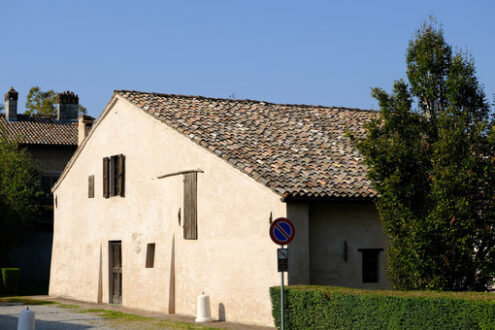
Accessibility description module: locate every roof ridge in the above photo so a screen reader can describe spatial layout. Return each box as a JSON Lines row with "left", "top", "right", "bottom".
{"left": 114, "top": 89, "right": 377, "bottom": 199}
{"left": 114, "top": 89, "right": 377, "bottom": 113}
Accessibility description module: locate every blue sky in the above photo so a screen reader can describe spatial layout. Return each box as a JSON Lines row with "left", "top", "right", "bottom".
{"left": 1, "top": 0, "right": 494, "bottom": 118}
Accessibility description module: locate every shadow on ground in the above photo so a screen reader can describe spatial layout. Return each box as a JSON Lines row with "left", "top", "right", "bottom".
{"left": 0, "top": 314, "right": 101, "bottom": 329}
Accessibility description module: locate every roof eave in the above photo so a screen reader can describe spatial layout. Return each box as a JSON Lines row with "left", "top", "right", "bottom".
{"left": 281, "top": 195, "right": 376, "bottom": 203}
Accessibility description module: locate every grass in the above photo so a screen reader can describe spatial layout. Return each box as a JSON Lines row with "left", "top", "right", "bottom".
{"left": 0, "top": 296, "right": 220, "bottom": 329}
{"left": 77, "top": 308, "right": 219, "bottom": 329}
{"left": 0, "top": 297, "right": 55, "bottom": 305}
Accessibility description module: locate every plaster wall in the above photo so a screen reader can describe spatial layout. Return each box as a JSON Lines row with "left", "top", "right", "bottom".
{"left": 287, "top": 203, "right": 310, "bottom": 284}
{"left": 49, "top": 96, "right": 286, "bottom": 326}
{"left": 26, "top": 145, "right": 76, "bottom": 174}
{"left": 308, "top": 201, "right": 391, "bottom": 289}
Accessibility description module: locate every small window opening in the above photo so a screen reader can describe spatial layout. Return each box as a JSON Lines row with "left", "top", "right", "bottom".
{"left": 146, "top": 243, "right": 155, "bottom": 268}
{"left": 358, "top": 248, "right": 383, "bottom": 283}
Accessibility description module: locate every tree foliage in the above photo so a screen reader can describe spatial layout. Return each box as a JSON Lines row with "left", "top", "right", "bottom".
{"left": 352, "top": 20, "right": 495, "bottom": 291}
{"left": 0, "top": 132, "right": 42, "bottom": 266}
{"left": 25, "top": 86, "right": 87, "bottom": 116}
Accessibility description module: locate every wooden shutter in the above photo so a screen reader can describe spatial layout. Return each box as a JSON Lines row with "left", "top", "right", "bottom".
{"left": 183, "top": 172, "right": 197, "bottom": 240}
{"left": 110, "top": 156, "right": 116, "bottom": 196}
{"left": 103, "top": 157, "right": 110, "bottom": 198}
{"left": 117, "top": 154, "right": 125, "bottom": 197}
{"left": 88, "top": 175, "right": 95, "bottom": 198}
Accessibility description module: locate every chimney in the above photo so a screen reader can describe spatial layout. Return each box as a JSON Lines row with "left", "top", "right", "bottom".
{"left": 78, "top": 115, "right": 94, "bottom": 145}
{"left": 57, "top": 91, "right": 79, "bottom": 121}
{"left": 5, "top": 87, "right": 18, "bottom": 121}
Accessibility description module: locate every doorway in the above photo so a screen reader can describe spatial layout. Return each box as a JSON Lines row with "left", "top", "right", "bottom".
{"left": 109, "top": 241, "right": 122, "bottom": 304}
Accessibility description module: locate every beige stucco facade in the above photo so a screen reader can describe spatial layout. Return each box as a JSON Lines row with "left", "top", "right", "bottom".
{"left": 50, "top": 95, "right": 390, "bottom": 327}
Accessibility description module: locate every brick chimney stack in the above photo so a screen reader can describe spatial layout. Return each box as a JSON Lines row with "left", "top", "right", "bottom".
{"left": 57, "top": 91, "right": 79, "bottom": 121}
{"left": 5, "top": 87, "right": 18, "bottom": 121}
{"left": 78, "top": 115, "right": 94, "bottom": 145}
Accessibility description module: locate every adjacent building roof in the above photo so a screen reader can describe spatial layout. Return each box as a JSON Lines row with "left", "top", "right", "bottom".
{"left": 0, "top": 114, "right": 78, "bottom": 146}
{"left": 117, "top": 90, "right": 378, "bottom": 199}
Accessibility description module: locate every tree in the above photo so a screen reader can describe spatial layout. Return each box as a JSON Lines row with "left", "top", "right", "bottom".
{"left": 25, "top": 86, "right": 87, "bottom": 116}
{"left": 0, "top": 132, "right": 42, "bottom": 266}
{"left": 351, "top": 19, "right": 495, "bottom": 291}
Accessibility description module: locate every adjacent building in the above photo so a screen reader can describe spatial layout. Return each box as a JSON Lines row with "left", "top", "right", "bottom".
{"left": 0, "top": 87, "right": 93, "bottom": 286}
{"left": 49, "top": 90, "right": 390, "bottom": 326}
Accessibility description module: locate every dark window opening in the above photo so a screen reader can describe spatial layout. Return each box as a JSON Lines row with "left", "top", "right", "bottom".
{"left": 183, "top": 172, "right": 197, "bottom": 240}
{"left": 358, "top": 248, "right": 383, "bottom": 283}
{"left": 146, "top": 243, "right": 155, "bottom": 268}
{"left": 103, "top": 154, "right": 125, "bottom": 198}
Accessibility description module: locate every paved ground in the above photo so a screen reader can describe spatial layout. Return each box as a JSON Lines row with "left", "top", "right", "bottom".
{"left": 0, "top": 296, "right": 276, "bottom": 330}
{"left": 0, "top": 303, "right": 111, "bottom": 329}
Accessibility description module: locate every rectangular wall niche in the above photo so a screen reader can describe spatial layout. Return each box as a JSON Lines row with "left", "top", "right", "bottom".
{"left": 146, "top": 243, "right": 155, "bottom": 268}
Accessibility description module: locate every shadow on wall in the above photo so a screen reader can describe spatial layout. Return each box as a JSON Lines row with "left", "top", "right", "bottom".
{"left": 0, "top": 314, "right": 95, "bottom": 330}
{"left": 218, "top": 303, "right": 226, "bottom": 321}
{"left": 169, "top": 235, "right": 175, "bottom": 314}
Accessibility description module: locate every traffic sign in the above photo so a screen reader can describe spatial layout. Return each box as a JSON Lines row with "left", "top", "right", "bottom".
{"left": 269, "top": 217, "right": 295, "bottom": 246}
{"left": 277, "top": 248, "right": 289, "bottom": 272}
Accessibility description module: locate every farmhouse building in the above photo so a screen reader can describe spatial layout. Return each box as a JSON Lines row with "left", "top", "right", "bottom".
{"left": 0, "top": 87, "right": 92, "bottom": 286}
{"left": 49, "top": 90, "right": 390, "bottom": 326}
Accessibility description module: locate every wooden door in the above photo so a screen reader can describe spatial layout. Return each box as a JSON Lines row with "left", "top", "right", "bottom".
{"left": 110, "top": 241, "right": 122, "bottom": 304}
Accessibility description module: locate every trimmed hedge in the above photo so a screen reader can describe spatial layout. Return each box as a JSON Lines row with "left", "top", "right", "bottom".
{"left": 270, "top": 285, "right": 495, "bottom": 329}
{"left": 1, "top": 268, "right": 20, "bottom": 295}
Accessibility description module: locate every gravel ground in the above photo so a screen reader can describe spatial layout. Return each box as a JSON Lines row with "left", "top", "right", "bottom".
{"left": 0, "top": 303, "right": 112, "bottom": 330}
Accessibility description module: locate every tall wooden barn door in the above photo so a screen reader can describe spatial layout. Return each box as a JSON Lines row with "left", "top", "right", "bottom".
{"left": 110, "top": 241, "right": 122, "bottom": 304}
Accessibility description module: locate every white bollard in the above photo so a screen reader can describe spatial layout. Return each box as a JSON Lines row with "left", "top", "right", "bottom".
{"left": 17, "top": 307, "right": 35, "bottom": 330}
{"left": 195, "top": 292, "right": 212, "bottom": 322}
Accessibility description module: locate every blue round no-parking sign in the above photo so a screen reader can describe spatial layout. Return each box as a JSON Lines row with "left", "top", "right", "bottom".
{"left": 269, "top": 217, "right": 295, "bottom": 245}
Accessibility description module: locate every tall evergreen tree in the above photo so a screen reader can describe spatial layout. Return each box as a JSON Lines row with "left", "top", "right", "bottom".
{"left": 352, "top": 19, "right": 495, "bottom": 291}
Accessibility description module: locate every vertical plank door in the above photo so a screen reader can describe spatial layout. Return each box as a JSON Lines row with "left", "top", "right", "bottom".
{"left": 110, "top": 241, "right": 122, "bottom": 304}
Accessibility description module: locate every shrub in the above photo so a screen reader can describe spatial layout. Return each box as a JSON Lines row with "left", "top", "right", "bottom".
{"left": 1, "top": 268, "right": 20, "bottom": 295}
{"left": 270, "top": 285, "right": 495, "bottom": 329}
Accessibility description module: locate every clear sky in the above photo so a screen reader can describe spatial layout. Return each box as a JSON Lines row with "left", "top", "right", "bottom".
{"left": 1, "top": 0, "right": 494, "bottom": 118}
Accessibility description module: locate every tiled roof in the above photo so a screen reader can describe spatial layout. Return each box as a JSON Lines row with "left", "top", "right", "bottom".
{"left": 0, "top": 114, "right": 78, "bottom": 145}
{"left": 117, "top": 90, "right": 378, "bottom": 199}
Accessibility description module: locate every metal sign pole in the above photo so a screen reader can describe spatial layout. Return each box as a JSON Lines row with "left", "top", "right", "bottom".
{"left": 270, "top": 219, "right": 294, "bottom": 330}
{"left": 281, "top": 246, "right": 285, "bottom": 330}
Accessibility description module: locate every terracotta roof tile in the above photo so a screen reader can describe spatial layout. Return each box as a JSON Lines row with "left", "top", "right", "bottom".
{"left": 116, "top": 90, "right": 377, "bottom": 199}
{"left": 0, "top": 114, "right": 78, "bottom": 145}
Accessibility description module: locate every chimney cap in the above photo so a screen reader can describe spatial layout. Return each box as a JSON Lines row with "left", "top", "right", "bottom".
{"left": 5, "top": 87, "right": 18, "bottom": 101}
{"left": 57, "top": 91, "right": 79, "bottom": 105}
{"left": 78, "top": 114, "right": 95, "bottom": 122}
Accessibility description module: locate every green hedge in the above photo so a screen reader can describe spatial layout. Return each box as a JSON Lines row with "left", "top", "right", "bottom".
{"left": 1, "top": 268, "right": 20, "bottom": 295}
{"left": 270, "top": 285, "right": 495, "bottom": 329}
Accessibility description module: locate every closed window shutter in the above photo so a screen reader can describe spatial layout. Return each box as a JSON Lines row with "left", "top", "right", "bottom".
{"left": 110, "top": 156, "right": 116, "bottom": 196}
{"left": 183, "top": 172, "right": 197, "bottom": 239}
{"left": 103, "top": 157, "right": 110, "bottom": 198}
{"left": 88, "top": 175, "right": 95, "bottom": 198}
{"left": 117, "top": 154, "right": 125, "bottom": 197}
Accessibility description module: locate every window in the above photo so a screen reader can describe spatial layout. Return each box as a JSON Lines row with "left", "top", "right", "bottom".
{"left": 145, "top": 243, "right": 155, "bottom": 268}
{"left": 88, "top": 175, "right": 95, "bottom": 198}
{"left": 103, "top": 154, "right": 125, "bottom": 198}
{"left": 358, "top": 248, "right": 383, "bottom": 283}
{"left": 183, "top": 172, "right": 197, "bottom": 240}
